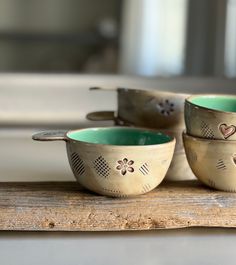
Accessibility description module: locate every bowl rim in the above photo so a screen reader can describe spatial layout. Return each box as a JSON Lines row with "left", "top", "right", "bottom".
{"left": 182, "top": 130, "right": 236, "bottom": 143}
{"left": 66, "top": 126, "right": 176, "bottom": 148}
{"left": 117, "top": 87, "right": 190, "bottom": 98}
{"left": 185, "top": 94, "right": 236, "bottom": 114}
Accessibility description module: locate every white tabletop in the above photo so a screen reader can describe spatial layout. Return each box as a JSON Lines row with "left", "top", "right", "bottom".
{"left": 0, "top": 229, "right": 236, "bottom": 265}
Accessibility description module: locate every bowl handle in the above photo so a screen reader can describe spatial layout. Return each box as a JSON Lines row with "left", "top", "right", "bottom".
{"left": 32, "top": 130, "right": 67, "bottom": 141}
{"left": 89, "top": 86, "right": 117, "bottom": 91}
{"left": 86, "top": 111, "right": 115, "bottom": 121}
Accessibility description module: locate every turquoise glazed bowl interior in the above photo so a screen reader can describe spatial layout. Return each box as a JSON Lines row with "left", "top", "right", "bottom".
{"left": 187, "top": 95, "right": 236, "bottom": 113}
{"left": 67, "top": 127, "right": 172, "bottom": 146}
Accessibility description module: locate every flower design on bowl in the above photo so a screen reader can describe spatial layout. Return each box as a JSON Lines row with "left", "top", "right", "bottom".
{"left": 158, "top": 100, "right": 175, "bottom": 116}
{"left": 116, "top": 158, "right": 134, "bottom": 175}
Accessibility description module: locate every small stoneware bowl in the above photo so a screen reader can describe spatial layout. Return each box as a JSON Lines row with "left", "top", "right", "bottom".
{"left": 32, "top": 127, "right": 175, "bottom": 197}
{"left": 185, "top": 94, "right": 236, "bottom": 140}
{"left": 87, "top": 87, "right": 189, "bottom": 130}
{"left": 183, "top": 131, "right": 236, "bottom": 192}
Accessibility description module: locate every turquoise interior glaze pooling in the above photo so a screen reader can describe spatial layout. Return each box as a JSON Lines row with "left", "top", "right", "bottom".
{"left": 190, "top": 96, "right": 236, "bottom": 112}
{"left": 68, "top": 128, "right": 171, "bottom": 146}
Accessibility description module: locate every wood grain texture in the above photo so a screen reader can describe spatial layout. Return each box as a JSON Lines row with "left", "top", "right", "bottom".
{"left": 1, "top": 181, "right": 236, "bottom": 231}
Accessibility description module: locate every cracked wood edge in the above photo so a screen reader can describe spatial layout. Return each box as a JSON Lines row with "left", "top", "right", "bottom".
{"left": 0, "top": 181, "right": 236, "bottom": 231}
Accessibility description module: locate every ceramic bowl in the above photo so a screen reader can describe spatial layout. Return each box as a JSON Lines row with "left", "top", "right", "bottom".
{"left": 32, "top": 127, "right": 175, "bottom": 197}
{"left": 183, "top": 131, "right": 236, "bottom": 192}
{"left": 87, "top": 87, "right": 189, "bottom": 130}
{"left": 185, "top": 94, "right": 236, "bottom": 140}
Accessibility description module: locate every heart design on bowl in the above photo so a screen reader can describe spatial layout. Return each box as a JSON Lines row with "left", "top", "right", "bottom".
{"left": 219, "top": 124, "right": 236, "bottom": 139}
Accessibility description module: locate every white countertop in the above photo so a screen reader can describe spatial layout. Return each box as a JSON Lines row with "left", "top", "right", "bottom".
{"left": 1, "top": 229, "right": 236, "bottom": 265}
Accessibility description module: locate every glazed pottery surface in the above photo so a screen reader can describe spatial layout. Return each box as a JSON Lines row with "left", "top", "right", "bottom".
{"left": 117, "top": 88, "right": 189, "bottom": 130}
{"left": 33, "top": 127, "right": 175, "bottom": 197}
{"left": 87, "top": 87, "right": 189, "bottom": 130}
{"left": 185, "top": 94, "right": 236, "bottom": 140}
{"left": 183, "top": 132, "right": 236, "bottom": 192}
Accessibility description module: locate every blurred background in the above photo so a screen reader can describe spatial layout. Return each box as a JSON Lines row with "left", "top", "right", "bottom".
{"left": 0, "top": 4, "right": 236, "bottom": 263}
{"left": 0, "top": 0, "right": 235, "bottom": 77}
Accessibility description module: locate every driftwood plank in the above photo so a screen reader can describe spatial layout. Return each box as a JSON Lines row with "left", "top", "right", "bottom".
{"left": 0, "top": 181, "right": 236, "bottom": 231}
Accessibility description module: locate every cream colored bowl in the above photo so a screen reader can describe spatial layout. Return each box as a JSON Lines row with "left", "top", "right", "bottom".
{"left": 183, "top": 132, "right": 236, "bottom": 192}
{"left": 33, "top": 127, "right": 176, "bottom": 197}
{"left": 87, "top": 87, "right": 189, "bottom": 130}
{"left": 185, "top": 94, "right": 236, "bottom": 140}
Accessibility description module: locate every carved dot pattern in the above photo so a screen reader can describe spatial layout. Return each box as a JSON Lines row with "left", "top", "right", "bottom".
{"left": 93, "top": 156, "right": 111, "bottom": 178}
{"left": 159, "top": 99, "right": 175, "bottom": 116}
{"left": 224, "top": 188, "right": 236, "bottom": 193}
{"left": 200, "top": 121, "right": 215, "bottom": 139}
{"left": 71, "top": 152, "right": 85, "bottom": 176}
{"left": 207, "top": 179, "right": 216, "bottom": 189}
{"left": 139, "top": 163, "right": 149, "bottom": 175}
{"left": 101, "top": 188, "right": 127, "bottom": 197}
{"left": 142, "top": 183, "right": 152, "bottom": 193}
{"left": 216, "top": 159, "right": 227, "bottom": 170}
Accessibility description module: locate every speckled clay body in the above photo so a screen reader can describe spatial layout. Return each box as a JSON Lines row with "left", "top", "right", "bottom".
{"left": 33, "top": 127, "right": 176, "bottom": 197}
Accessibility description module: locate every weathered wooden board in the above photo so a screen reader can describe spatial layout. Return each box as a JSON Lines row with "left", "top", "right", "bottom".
{"left": 0, "top": 181, "right": 236, "bottom": 231}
